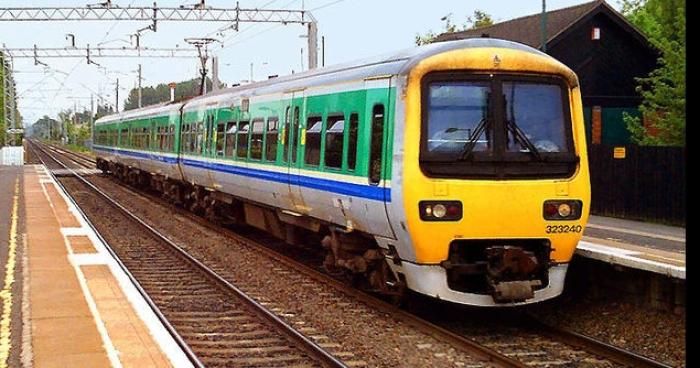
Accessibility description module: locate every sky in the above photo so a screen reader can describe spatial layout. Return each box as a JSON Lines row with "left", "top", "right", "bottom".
{"left": 2, "top": 0, "right": 624, "bottom": 126}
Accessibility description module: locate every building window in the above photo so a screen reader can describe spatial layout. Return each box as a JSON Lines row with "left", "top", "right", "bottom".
{"left": 591, "top": 27, "right": 601, "bottom": 40}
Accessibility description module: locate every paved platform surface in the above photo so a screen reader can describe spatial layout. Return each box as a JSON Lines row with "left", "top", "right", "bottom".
{"left": 578, "top": 215, "right": 685, "bottom": 279}
{"left": 0, "top": 165, "right": 25, "bottom": 368}
{"left": 0, "top": 164, "right": 193, "bottom": 367}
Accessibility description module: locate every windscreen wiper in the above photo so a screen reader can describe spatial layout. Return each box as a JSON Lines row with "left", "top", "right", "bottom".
{"left": 459, "top": 117, "right": 489, "bottom": 160}
{"left": 505, "top": 118, "right": 542, "bottom": 161}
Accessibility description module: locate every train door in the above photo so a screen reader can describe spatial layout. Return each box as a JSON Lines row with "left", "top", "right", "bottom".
{"left": 282, "top": 90, "right": 307, "bottom": 212}
{"left": 364, "top": 76, "right": 396, "bottom": 238}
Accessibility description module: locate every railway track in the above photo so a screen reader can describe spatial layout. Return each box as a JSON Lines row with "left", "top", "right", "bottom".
{"left": 30, "top": 141, "right": 345, "bottom": 368}
{"left": 28, "top": 140, "right": 675, "bottom": 368}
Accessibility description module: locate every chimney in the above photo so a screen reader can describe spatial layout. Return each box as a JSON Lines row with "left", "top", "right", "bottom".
{"left": 168, "top": 82, "right": 177, "bottom": 102}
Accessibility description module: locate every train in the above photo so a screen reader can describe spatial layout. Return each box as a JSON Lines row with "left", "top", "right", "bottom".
{"left": 93, "top": 38, "right": 591, "bottom": 307}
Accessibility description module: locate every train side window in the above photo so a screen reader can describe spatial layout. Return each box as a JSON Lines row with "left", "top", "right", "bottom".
{"left": 225, "top": 122, "right": 237, "bottom": 157}
{"left": 182, "top": 124, "right": 190, "bottom": 153}
{"left": 215, "top": 122, "right": 226, "bottom": 156}
{"left": 291, "top": 106, "right": 300, "bottom": 164}
{"left": 266, "top": 117, "right": 279, "bottom": 162}
{"left": 250, "top": 119, "right": 265, "bottom": 160}
{"left": 167, "top": 125, "right": 174, "bottom": 151}
{"left": 282, "top": 107, "right": 291, "bottom": 163}
{"left": 369, "top": 105, "right": 385, "bottom": 185}
{"left": 324, "top": 115, "right": 345, "bottom": 170}
{"left": 347, "top": 113, "right": 359, "bottom": 171}
{"left": 236, "top": 121, "right": 250, "bottom": 159}
{"left": 304, "top": 116, "right": 323, "bottom": 167}
{"left": 195, "top": 122, "right": 204, "bottom": 154}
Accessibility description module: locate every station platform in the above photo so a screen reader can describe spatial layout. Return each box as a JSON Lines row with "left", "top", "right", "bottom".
{"left": 578, "top": 215, "right": 686, "bottom": 279}
{"left": 0, "top": 164, "right": 192, "bottom": 367}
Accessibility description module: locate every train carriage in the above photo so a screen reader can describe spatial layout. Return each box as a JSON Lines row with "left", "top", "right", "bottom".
{"left": 94, "top": 38, "right": 591, "bottom": 306}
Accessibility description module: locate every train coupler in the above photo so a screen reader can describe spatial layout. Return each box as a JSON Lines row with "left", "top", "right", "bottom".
{"left": 485, "top": 246, "right": 544, "bottom": 302}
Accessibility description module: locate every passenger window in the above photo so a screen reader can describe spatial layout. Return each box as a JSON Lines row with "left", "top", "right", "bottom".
{"left": 324, "top": 115, "right": 345, "bottom": 169}
{"left": 292, "top": 107, "right": 300, "bottom": 164}
{"left": 215, "top": 122, "right": 226, "bottom": 156}
{"left": 369, "top": 105, "right": 385, "bottom": 185}
{"left": 195, "top": 122, "right": 204, "bottom": 154}
{"left": 236, "top": 121, "right": 250, "bottom": 158}
{"left": 347, "top": 113, "right": 359, "bottom": 171}
{"left": 304, "top": 116, "right": 323, "bottom": 167}
{"left": 225, "top": 122, "right": 237, "bottom": 157}
{"left": 282, "top": 107, "right": 291, "bottom": 163}
{"left": 266, "top": 117, "right": 279, "bottom": 162}
{"left": 120, "top": 128, "right": 128, "bottom": 147}
{"left": 250, "top": 119, "right": 265, "bottom": 160}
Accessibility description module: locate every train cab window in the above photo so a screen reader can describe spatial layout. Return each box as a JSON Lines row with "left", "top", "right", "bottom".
{"left": 250, "top": 119, "right": 265, "bottom": 160}
{"left": 304, "top": 116, "right": 323, "bottom": 167}
{"left": 225, "top": 122, "right": 237, "bottom": 157}
{"left": 292, "top": 107, "right": 300, "bottom": 164}
{"left": 236, "top": 121, "right": 250, "bottom": 159}
{"left": 215, "top": 122, "right": 226, "bottom": 156}
{"left": 503, "top": 82, "right": 568, "bottom": 153}
{"left": 324, "top": 115, "right": 345, "bottom": 169}
{"left": 265, "top": 117, "right": 279, "bottom": 162}
{"left": 347, "top": 113, "right": 359, "bottom": 171}
{"left": 425, "top": 81, "right": 491, "bottom": 156}
{"left": 369, "top": 105, "right": 385, "bottom": 185}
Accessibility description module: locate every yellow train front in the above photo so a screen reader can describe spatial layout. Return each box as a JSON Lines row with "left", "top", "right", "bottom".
{"left": 389, "top": 39, "right": 590, "bottom": 306}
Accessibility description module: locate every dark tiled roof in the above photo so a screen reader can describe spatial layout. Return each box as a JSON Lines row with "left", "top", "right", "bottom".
{"left": 434, "top": 0, "right": 603, "bottom": 48}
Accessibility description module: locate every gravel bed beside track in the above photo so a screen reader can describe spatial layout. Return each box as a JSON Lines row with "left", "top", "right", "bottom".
{"left": 530, "top": 293, "right": 685, "bottom": 367}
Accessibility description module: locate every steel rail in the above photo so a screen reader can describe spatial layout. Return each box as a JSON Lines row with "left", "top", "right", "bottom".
{"left": 31, "top": 139, "right": 347, "bottom": 368}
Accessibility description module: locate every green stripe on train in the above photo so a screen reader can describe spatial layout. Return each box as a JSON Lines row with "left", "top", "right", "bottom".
{"left": 95, "top": 87, "right": 396, "bottom": 180}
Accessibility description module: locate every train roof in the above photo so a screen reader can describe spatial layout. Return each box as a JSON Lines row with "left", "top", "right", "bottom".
{"left": 96, "top": 38, "right": 562, "bottom": 125}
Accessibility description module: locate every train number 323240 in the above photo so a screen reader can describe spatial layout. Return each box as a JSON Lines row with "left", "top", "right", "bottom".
{"left": 545, "top": 225, "right": 583, "bottom": 234}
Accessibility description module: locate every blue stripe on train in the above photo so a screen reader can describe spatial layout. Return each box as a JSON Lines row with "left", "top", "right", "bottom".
{"left": 94, "top": 146, "right": 391, "bottom": 202}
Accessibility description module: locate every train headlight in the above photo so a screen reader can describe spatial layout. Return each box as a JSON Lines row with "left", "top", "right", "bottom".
{"left": 557, "top": 203, "right": 572, "bottom": 217}
{"left": 419, "top": 201, "right": 462, "bottom": 221}
{"left": 543, "top": 200, "right": 583, "bottom": 220}
{"left": 432, "top": 204, "right": 447, "bottom": 218}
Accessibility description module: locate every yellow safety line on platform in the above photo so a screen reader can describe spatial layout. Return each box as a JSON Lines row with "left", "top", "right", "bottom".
{"left": 0, "top": 179, "right": 19, "bottom": 367}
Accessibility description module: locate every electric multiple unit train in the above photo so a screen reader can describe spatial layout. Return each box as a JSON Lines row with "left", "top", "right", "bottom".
{"left": 93, "top": 38, "right": 591, "bottom": 306}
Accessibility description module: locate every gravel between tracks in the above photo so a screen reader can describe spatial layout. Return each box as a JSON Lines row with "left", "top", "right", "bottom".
{"left": 82, "top": 175, "right": 491, "bottom": 368}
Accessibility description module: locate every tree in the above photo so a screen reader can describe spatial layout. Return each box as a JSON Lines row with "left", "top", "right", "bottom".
{"left": 466, "top": 10, "right": 494, "bottom": 30}
{"left": 28, "top": 116, "right": 60, "bottom": 140}
{"left": 123, "top": 77, "right": 219, "bottom": 111}
{"left": 621, "top": 0, "right": 685, "bottom": 146}
{"left": 415, "top": 10, "right": 494, "bottom": 45}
